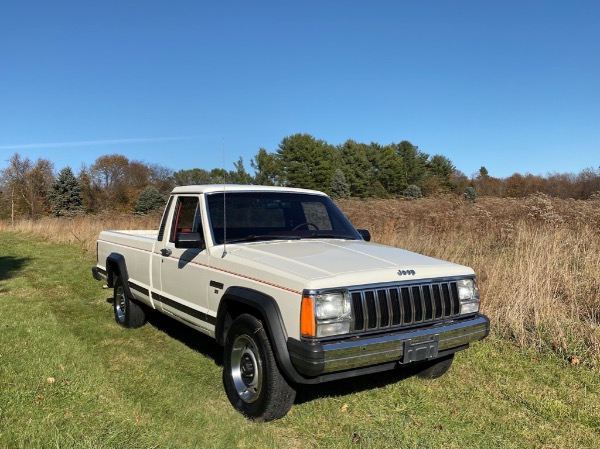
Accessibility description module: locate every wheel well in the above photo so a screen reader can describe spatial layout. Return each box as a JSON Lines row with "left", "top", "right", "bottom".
{"left": 106, "top": 260, "right": 120, "bottom": 287}
{"left": 216, "top": 299, "right": 267, "bottom": 346}
{"left": 105, "top": 253, "right": 129, "bottom": 294}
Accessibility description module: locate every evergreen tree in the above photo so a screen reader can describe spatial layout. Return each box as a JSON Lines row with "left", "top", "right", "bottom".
{"left": 251, "top": 148, "right": 280, "bottom": 186}
{"left": 396, "top": 141, "right": 429, "bottom": 186}
{"left": 423, "top": 154, "right": 456, "bottom": 194}
{"left": 173, "top": 168, "right": 213, "bottom": 186}
{"left": 275, "top": 134, "right": 338, "bottom": 192}
{"left": 339, "top": 140, "right": 374, "bottom": 197}
{"left": 229, "top": 157, "right": 254, "bottom": 184}
{"left": 330, "top": 169, "right": 350, "bottom": 199}
{"left": 134, "top": 186, "right": 165, "bottom": 214}
{"left": 50, "top": 166, "right": 84, "bottom": 217}
{"left": 367, "top": 143, "right": 406, "bottom": 195}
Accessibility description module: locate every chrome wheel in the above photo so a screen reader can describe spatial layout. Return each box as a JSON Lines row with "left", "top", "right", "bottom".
{"left": 112, "top": 276, "right": 146, "bottom": 329}
{"left": 230, "top": 334, "right": 263, "bottom": 403}
{"left": 115, "top": 285, "right": 126, "bottom": 323}
{"left": 223, "top": 314, "right": 296, "bottom": 420}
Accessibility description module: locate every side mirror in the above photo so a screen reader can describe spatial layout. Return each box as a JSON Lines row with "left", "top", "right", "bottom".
{"left": 357, "top": 229, "right": 371, "bottom": 242}
{"left": 175, "top": 232, "right": 204, "bottom": 249}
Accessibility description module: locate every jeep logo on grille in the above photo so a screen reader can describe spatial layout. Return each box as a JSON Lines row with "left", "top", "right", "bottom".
{"left": 398, "top": 269, "right": 416, "bottom": 276}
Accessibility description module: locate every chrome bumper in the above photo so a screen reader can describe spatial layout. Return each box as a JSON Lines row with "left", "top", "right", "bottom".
{"left": 287, "top": 314, "right": 489, "bottom": 378}
{"left": 322, "top": 315, "right": 489, "bottom": 373}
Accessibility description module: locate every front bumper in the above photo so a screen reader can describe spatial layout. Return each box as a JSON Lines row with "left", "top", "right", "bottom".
{"left": 287, "top": 314, "right": 490, "bottom": 378}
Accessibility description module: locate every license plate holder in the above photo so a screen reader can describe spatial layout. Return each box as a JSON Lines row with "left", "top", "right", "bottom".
{"left": 403, "top": 336, "right": 439, "bottom": 363}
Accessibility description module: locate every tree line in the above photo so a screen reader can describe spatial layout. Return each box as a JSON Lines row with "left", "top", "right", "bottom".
{"left": 1, "top": 133, "right": 600, "bottom": 219}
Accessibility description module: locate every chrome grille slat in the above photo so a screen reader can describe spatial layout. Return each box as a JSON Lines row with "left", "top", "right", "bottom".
{"left": 351, "top": 281, "right": 460, "bottom": 333}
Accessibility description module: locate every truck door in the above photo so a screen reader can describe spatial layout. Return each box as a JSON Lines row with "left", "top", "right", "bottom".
{"left": 156, "top": 195, "right": 212, "bottom": 332}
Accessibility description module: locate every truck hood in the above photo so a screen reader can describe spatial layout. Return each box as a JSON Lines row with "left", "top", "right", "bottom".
{"left": 223, "top": 239, "right": 473, "bottom": 289}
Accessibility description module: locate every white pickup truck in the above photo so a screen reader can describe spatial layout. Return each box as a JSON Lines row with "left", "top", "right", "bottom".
{"left": 92, "top": 184, "right": 489, "bottom": 421}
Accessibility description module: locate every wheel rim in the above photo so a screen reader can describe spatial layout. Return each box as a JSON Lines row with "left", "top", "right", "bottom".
{"left": 230, "top": 334, "right": 262, "bottom": 403}
{"left": 115, "top": 285, "right": 126, "bottom": 323}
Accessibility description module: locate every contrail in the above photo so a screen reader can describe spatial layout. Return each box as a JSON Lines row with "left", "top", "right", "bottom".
{"left": 0, "top": 136, "right": 200, "bottom": 150}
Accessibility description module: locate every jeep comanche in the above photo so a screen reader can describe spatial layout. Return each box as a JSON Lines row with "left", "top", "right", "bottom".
{"left": 92, "top": 184, "right": 489, "bottom": 421}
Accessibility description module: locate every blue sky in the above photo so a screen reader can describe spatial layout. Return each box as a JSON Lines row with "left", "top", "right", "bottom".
{"left": 1, "top": 0, "right": 598, "bottom": 179}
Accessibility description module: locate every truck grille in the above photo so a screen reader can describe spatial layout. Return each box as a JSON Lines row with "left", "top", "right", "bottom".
{"left": 350, "top": 281, "right": 460, "bottom": 332}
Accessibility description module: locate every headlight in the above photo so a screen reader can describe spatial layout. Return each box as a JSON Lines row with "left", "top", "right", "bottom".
{"left": 301, "top": 291, "right": 353, "bottom": 338}
{"left": 456, "top": 278, "right": 480, "bottom": 314}
{"left": 316, "top": 292, "right": 351, "bottom": 320}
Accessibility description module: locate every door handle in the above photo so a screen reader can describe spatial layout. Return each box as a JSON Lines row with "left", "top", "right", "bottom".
{"left": 160, "top": 248, "right": 172, "bottom": 257}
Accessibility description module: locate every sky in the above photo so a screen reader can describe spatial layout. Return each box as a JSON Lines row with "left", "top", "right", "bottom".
{"left": 1, "top": 0, "right": 598, "bottom": 179}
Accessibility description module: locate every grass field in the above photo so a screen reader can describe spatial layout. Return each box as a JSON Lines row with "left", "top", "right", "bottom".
{"left": 1, "top": 229, "right": 599, "bottom": 448}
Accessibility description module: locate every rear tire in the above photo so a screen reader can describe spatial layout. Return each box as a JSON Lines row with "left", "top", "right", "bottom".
{"left": 415, "top": 353, "right": 454, "bottom": 379}
{"left": 223, "top": 314, "right": 296, "bottom": 421}
{"left": 113, "top": 276, "right": 146, "bottom": 328}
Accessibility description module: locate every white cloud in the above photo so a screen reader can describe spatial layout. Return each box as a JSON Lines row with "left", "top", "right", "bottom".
{"left": 0, "top": 136, "right": 200, "bottom": 150}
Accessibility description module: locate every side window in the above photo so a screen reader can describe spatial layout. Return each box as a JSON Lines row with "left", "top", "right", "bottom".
{"left": 170, "top": 196, "right": 202, "bottom": 243}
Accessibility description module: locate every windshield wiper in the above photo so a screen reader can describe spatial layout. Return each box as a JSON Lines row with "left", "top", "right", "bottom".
{"left": 224, "top": 235, "right": 302, "bottom": 244}
{"left": 302, "top": 233, "right": 356, "bottom": 240}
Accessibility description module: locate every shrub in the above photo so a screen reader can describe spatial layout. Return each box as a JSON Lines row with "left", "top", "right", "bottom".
{"left": 464, "top": 186, "right": 477, "bottom": 202}
{"left": 402, "top": 184, "right": 422, "bottom": 200}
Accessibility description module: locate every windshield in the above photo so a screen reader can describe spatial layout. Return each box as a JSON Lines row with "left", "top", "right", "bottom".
{"left": 206, "top": 192, "right": 360, "bottom": 244}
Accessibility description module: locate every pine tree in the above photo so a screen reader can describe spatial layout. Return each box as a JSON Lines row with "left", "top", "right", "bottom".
{"left": 49, "top": 167, "right": 84, "bottom": 217}
{"left": 330, "top": 169, "right": 350, "bottom": 199}
{"left": 275, "top": 134, "right": 338, "bottom": 192}
{"left": 134, "top": 186, "right": 165, "bottom": 214}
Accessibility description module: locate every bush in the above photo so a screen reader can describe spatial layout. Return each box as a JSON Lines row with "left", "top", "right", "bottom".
{"left": 464, "top": 186, "right": 477, "bottom": 202}
{"left": 402, "top": 185, "right": 422, "bottom": 200}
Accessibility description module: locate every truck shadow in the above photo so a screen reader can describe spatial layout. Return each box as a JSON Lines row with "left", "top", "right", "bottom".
{"left": 103, "top": 297, "right": 224, "bottom": 366}
{"left": 144, "top": 307, "right": 224, "bottom": 366}
{"left": 295, "top": 368, "right": 418, "bottom": 404}
{"left": 0, "top": 256, "right": 32, "bottom": 293}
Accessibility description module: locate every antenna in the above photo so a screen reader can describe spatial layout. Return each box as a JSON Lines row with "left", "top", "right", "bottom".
{"left": 222, "top": 138, "right": 227, "bottom": 258}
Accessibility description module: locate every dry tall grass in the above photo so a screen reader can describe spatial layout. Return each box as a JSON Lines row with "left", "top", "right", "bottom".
{"left": 2, "top": 194, "right": 599, "bottom": 362}
{"left": 340, "top": 194, "right": 600, "bottom": 363}
{"left": 0, "top": 212, "right": 163, "bottom": 254}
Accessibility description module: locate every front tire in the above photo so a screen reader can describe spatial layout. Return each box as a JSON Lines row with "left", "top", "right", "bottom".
{"left": 113, "top": 276, "right": 146, "bottom": 328}
{"left": 223, "top": 314, "right": 296, "bottom": 421}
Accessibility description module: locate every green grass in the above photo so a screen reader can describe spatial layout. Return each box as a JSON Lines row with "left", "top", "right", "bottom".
{"left": 0, "top": 231, "right": 599, "bottom": 448}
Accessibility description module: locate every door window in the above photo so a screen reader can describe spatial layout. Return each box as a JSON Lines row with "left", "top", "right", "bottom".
{"left": 170, "top": 196, "right": 202, "bottom": 243}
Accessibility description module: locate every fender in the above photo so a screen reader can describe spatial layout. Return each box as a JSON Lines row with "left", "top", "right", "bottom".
{"left": 105, "top": 253, "right": 133, "bottom": 298}
{"left": 216, "top": 286, "right": 309, "bottom": 384}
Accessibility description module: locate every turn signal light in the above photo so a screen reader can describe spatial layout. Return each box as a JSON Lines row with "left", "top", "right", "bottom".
{"left": 300, "top": 296, "right": 316, "bottom": 337}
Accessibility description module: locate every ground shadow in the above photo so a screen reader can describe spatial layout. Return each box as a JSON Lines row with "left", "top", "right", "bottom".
{"left": 295, "top": 366, "right": 421, "bottom": 405}
{"left": 0, "top": 256, "right": 31, "bottom": 281}
{"left": 0, "top": 256, "right": 32, "bottom": 293}
{"left": 105, "top": 296, "right": 223, "bottom": 366}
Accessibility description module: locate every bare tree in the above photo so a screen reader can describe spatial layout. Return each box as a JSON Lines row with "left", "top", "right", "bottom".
{"left": 0, "top": 153, "right": 54, "bottom": 221}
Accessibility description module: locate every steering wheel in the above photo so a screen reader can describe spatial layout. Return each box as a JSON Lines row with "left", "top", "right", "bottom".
{"left": 292, "top": 222, "right": 320, "bottom": 231}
